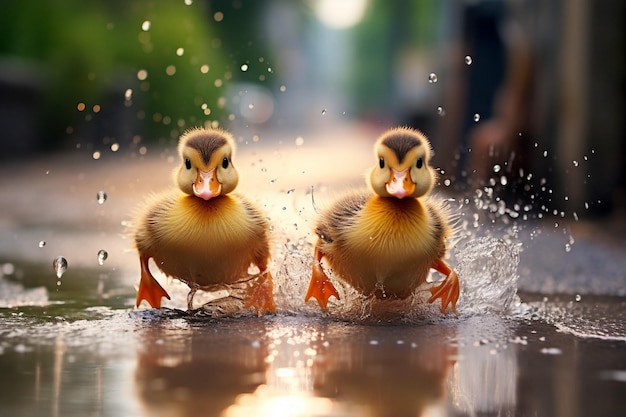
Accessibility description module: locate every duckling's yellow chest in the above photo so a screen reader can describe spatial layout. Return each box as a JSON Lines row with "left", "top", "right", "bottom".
{"left": 345, "top": 197, "right": 437, "bottom": 257}
{"left": 326, "top": 197, "right": 441, "bottom": 297}
{"left": 139, "top": 194, "right": 266, "bottom": 286}
{"left": 164, "top": 195, "right": 258, "bottom": 248}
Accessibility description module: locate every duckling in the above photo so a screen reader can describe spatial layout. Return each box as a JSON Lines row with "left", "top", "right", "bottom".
{"left": 305, "top": 127, "right": 459, "bottom": 314}
{"left": 133, "top": 127, "right": 275, "bottom": 314}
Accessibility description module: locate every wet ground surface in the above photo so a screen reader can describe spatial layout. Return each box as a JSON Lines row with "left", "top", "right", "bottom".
{"left": 1, "top": 124, "right": 625, "bottom": 416}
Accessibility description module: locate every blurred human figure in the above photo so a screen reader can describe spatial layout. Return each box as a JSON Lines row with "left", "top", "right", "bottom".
{"left": 465, "top": 0, "right": 625, "bottom": 217}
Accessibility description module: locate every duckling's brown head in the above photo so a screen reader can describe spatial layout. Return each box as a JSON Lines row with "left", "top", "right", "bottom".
{"left": 175, "top": 128, "right": 239, "bottom": 200}
{"left": 368, "top": 127, "right": 436, "bottom": 199}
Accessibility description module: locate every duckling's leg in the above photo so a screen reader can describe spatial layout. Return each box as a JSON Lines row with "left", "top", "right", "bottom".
{"left": 244, "top": 259, "right": 276, "bottom": 315}
{"left": 427, "top": 258, "right": 460, "bottom": 315}
{"left": 305, "top": 247, "right": 340, "bottom": 310}
{"left": 187, "top": 284, "right": 199, "bottom": 311}
{"left": 136, "top": 253, "right": 171, "bottom": 308}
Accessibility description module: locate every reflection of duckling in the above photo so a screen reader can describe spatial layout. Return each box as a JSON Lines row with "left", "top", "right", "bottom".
{"left": 305, "top": 127, "right": 459, "bottom": 314}
{"left": 133, "top": 128, "right": 275, "bottom": 313}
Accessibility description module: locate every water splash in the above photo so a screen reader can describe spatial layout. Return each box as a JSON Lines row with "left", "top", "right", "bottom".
{"left": 455, "top": 237, "right": 521, "bottom": 315}
{"left": 271, "top": 237, "right": 521, "bottom": 323}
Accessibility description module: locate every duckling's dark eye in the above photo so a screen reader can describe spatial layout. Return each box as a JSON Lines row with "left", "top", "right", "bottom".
{"left": 379, "top": 157, "right": 385, "bottom": 169}
{"left": 185, "top": 158, "right": 192, "bottom": 170}
{"left": 222, "top": 157, "right": 229, "bottom": 169}
{"left": 416, "top": 158, "right": 423, "bottom": 169}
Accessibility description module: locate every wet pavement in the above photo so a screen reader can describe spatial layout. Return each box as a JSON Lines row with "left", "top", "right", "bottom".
{"left": 1, "top": 124, "right": 625, "bottom": 416}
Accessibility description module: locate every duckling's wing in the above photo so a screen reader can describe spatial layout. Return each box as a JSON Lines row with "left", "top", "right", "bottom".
{"left": 315, "top": 190, "right": 369, "bottom": 243}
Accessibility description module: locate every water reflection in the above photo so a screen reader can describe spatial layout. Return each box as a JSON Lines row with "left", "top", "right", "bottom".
{"left": 309, "top": 322, "right": 456, "bottom": 417}
{"left": 4, "top": 305, "right": 625, "bottom": 417}
{"left": 134, "top": 317, "right": 268, "bottom": 417}
{"left": 448, "top": 315, "right": 518, "bottom": 416}
{"left": 132, "top": 315, "right": 463, "bottom": 417}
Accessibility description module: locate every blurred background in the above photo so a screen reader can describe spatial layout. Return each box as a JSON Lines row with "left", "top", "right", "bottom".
{"left": 0, "top": 0, "right": 624, "bottom": 219}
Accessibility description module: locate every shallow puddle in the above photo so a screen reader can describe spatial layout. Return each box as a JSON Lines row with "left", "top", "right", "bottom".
{"left": 1, "top": 260, "right": 624, "bottom": 417}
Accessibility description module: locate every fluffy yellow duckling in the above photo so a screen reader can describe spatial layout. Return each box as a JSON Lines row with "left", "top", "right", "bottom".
{"left": 305, "top": 127, "right": 459, "bottom": 314}
{"left": 133, "top": 127, "right": 275, "bottom": 313}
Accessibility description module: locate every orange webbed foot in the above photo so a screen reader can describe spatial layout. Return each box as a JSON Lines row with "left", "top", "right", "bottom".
{"left": 305, "top": 249, "right": 340, "bottom": 310}
{"left": 244, "top": 271, "right": 276, "bottom": 315}
{"left": 136, "top": 254, "right": 171, "bottom": 308}
{"left": 427, "top": 259, "right": 460, "bottom": 316}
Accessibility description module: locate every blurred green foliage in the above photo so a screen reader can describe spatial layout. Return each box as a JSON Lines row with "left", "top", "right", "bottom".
{"left": 351, "top": 0, "right": 441, "bottom": 114}
{"left": 0, "top": 0, "right": 269, "bottom": 146}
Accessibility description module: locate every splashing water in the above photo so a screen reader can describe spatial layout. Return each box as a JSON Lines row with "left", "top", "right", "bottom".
{"left": 53, "top": 256, "right": 68, "bottom": 279}
{"left": 270, "top": 235, "right": 521, "bottom": 323}
{"left": 455, "top": 237, "right": 521, "bottom": 315}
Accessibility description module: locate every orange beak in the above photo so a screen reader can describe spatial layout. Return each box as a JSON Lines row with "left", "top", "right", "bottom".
{"left": 385, "top": 168, "right": 416, "bottom": 199}
{"left": 192, "top": 168, "right": 222, "bottom": 200}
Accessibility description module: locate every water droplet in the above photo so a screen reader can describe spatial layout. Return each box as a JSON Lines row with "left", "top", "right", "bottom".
{"left": 572, "top": 160, "right": 579, "bottom": 167}
{"left": 141, "top": 21, "right": 151, "bottom": 31}
{"left": 279, "top": 85, "right": 287, "bottom": 92}
{"left": 443, "top": 179, "right": 451, "bottom": 186}
{"left": 428, "top": 72, "right": 438, "bottom": 83}
{"left": 295, "top": 136, "right": 304, "bottom": 146}
{"left": 540, "top": 347, "right": 563, "bottom": 355}
{"left": 493, "top": 164, "right": 501, "bottom": 173}
{"left": 574, "top": 294, "right": 582, "bottom": 302}
{"left": 97, "top": 249, "right": 108, "bottom": 266}
{"left": 2, "top": 263, "right": 15, "bottom": 275}
{"left": 97, "top": 190, "right": 107, "bottom": 204}
{"left": 464, "top": 55, "right": 473, "bottom": 65}
{"left": 53, "top": 256, "right": 67, "bottom": 279}
{"left": 92, "top": 151, "right": 101, "bottom": 160}
{"left": 437, "top": 106, "right": 445, "bottom": 116}
{"left": 240, "top": 64, "right": 249, "bottom": 72}
{"left": 473, "top": 113, "right": 480, "bottom": 122}
{"left": 565, "top": 243, "right": 572, "bottom": 252}
{"left": 321, "top": 108, "right": 327, "bottom": 115}
{"left": 38, "top": 240, "right": 46, "bottom": 248}
{"left": 14, "top": 344, "right": 27, "bottom": 353}
{"left": 248, "top": 103, "right": 254, "bottom": 109}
